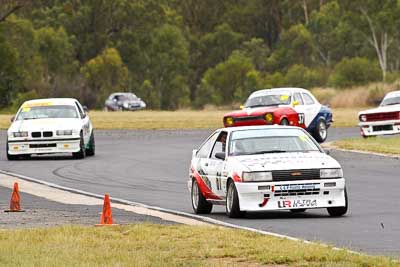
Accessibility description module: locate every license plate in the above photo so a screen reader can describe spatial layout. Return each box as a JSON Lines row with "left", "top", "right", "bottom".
{"left": 277, "top": 199, "right": 318, "bottom": 209}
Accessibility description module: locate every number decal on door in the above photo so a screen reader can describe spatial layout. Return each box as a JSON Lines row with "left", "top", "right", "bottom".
{"left": 298, "top": 113, "right": 305, "bottom": 124}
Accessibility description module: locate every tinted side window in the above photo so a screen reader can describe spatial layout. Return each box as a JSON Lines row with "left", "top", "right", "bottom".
{"left": 293, "top": 93, "right": 304, "bottom": 105}
{"left": 75, "top": 102, "right": 84, "bottom": 118}
{"left": 302, "top": 93, "right": 315, "bottom": 105}
{"left": 197, "top": 133, "right": 219, "bottom": 158}
{"left": 211, "top": 131, "right": 228, "bottom": 159}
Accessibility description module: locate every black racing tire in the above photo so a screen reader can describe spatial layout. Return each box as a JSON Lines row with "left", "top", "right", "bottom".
{"left": 327, "top": 188, "right": 348, "bottom": 217}
{"left": 313, "top": 119, "right": 328, "bottom": 143}
{"left": 226, "top": 180, "right": 245, "bottom": 218}
{"left": 72, "top": 132, "right": 86, "bottom": 159}
{"left": 6, "top": 142, "right": 18, "bottom": 160}
{"left": 280, "top": 118, "right": 289, "bottom": 126}
{"left": 191, "top": 179, "right": 213, "bottom": 214}
{"left": 85, "top": 130, "right": 95, "bottom": 156}
{"left": 290, "top": 209, "right": 306, "bottom": 213}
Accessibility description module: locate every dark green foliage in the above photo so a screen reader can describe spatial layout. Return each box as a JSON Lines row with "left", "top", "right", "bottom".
{"left": 1, "top": 1, "right": 400, "bottom": 109}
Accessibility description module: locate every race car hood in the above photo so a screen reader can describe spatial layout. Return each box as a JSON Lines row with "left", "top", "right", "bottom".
{"left": 359, "top": 104, "right": 400, "bottom": 115}
{"left": 224, "top": 106, "right": 282, "bottom": 117}
{"left": 8, "top": 118, "right": 82, "bottom": 133}
{"left": 229, "top": 152, "right": 340, "bottom": 172}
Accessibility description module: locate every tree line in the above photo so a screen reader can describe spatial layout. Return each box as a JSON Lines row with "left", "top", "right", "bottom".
{"left": 0, "top": 0, "right": 399, "bottom": 110}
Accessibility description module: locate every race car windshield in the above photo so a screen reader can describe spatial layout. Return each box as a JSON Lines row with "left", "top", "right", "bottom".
{"left": 116, "top": 94, "right": 137, "bottom": 101}
{"left": 229, "top": 128, "right": 320, "bottom": 156}
{"left": 16, "top": 105, "right": 79, "bottom": 120}
{"left": 245, "top": 93, "right": 291, "bottom": 108}
{"left": 380, "top": 96, "right": 400, "bottom": 106}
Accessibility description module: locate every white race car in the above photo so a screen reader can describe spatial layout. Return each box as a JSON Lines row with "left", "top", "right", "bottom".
{"left": 7, "top": 98, "right": 95, "bottom": 160}
{"left": 358, "top": 90, "right": 400, "bottom": 137}
{"left": 188, "top": 125, "right": 348, "bottom": 218}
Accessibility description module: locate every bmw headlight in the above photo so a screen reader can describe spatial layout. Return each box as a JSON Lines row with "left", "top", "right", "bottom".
{"left": 265, "top": 113, "right": 274, "bottom": 123}
{"left": 320, "top": 168, "right": 343, "bottom": 179}
{"left": 13, "top": 132, "right": 28, "bottom": 138}
{"left": 56, "top": 130, "right": 73, "bottom": 136}
{"left": 359, "top": 114, "right": 367, "bottom": 122}
{"left": 242, "top": 171, "right": 272, "bottom": 182}
{"left": 224, "top": 117, "right": 234, "bottom": 126}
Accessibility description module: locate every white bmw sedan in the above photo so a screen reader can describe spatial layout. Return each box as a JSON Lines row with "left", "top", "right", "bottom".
{"left": 7, "top": 98, "right": 95, "bottom": 160}
{"left": 188, "top": 125, "right": 348, "bottom": 218}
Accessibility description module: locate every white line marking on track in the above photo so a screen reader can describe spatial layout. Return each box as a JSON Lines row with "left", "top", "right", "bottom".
{"left": 322, "top": 142, "right": 400, "bottom": 158}
{"left": 0, "top": 169, "right": 367, "bottom": 257}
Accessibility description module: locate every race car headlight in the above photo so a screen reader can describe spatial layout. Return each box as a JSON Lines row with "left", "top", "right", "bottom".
{"left": 265, "top": 113, "right": 274, "bottom": 123}
{"left": 320, "top": 168, "right": 343, "bottom": 179}
{"left": 225, "top": 117, "right": 234, "bottom": 126}
{"left": 242, "top": 171, "right": 272, "bottom": 182}
{"left": 13, "top": 131, "right": 28, "bottom": 138}
{"left": 359, "top": 114, "right": 367, "bottom": 122}
{"left": 56, "top": 130, "right": 73, "bottom": 136}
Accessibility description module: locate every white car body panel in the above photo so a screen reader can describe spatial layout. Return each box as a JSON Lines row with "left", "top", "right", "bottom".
{"left": 358, "top": 91, "right": 400, "bottom": 137}
{"left": 188, "top": 126, "right": 346, "bottom": 212}
{"left": 7, "top": 98, "right": 93, "bottom": 156}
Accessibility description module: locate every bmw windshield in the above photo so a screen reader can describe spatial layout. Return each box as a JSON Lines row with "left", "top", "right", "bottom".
{"left": 16, "top": 105, "right": 79, "bottom": 120}
{"left": 245, "top": 92, "right": 291, "bottom": 108}
{"left": 229, "top": 128, "right": 320, "bottom": 156}
{"left": 380, "top": 96, "right": 400, "bottom": 106}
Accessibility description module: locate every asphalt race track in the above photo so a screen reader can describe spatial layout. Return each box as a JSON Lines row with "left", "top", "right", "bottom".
{"left": 1, "top": 127, "right": 399, "bottom": 257}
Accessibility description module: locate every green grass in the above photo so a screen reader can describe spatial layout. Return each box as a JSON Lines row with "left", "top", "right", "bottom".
{"left": 333, "top": 135, "right": 400, "bottom": 155}
{"left": 0, "top": 224, "right": 397, "bottom": 266}
{"left": 0, "top": 108, "right": 361, "bottom": 130}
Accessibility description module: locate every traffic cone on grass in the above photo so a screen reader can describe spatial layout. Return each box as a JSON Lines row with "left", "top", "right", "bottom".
{"left": 5, "top": 182, "right": 24, "bottom": 212}
{"left": 96, "top": 193, "right": 116, "bottom": 226}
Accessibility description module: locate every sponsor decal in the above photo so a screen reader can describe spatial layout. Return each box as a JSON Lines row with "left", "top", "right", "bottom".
{"left": 277, "top": 184, "right": 319, "bottom": 191}
{"left": 277, "top": 199, "right": 317, "bottom": 208}
{"left": 298, "top": 113, "right": 305, "bottom": 124}
{"left": 259, "top": 197, "right": 269, "bottom": 207}
{"left": 22, "top": 102, "right": 54, "bottom": 108}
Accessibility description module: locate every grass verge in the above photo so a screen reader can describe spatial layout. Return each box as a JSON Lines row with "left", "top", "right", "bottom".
{"left": 0, "top": 224, "right": 397, "bottom": 266}
{"left": 332, "top": 135, "right": 400, "bottom": 155}
{"left": 0, "top": 108, "right": 361, "bottom": 130}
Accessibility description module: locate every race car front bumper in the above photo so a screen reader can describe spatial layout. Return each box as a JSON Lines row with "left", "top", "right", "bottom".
{"left": 235, "top": 178, "right": 346, "bottom": 212}
{"left": 359, "top": 120, "right": 400, "bottom": 136}
{"left": 7, "top": 137, "right": 81, "bottom": 155}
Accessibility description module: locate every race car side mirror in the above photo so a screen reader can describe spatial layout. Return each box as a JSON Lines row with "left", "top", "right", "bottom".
{"left": 215, "top": 152, "right": 226, "bottom": 160}
{"left": 192, "top": 149, "right": 198, "bottom": 158}
{"left": 292, "top": 101, "right": 299, "bottom": 107}
{"left": 325, "top": 150, "right": 330, "bottom": 155}
{"left": 10, "top": 115, "right": 15, "bottom": 123}
{"left": 83, "top": 106, "right": 89, "bottom": 113}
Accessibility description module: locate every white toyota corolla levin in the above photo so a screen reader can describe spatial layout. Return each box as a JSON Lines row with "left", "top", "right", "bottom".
{"left": 188, "top": 125, "right": 348, "bottom": 218}
{"left": 7, "top": 98, "right": 95, "bottom": 160}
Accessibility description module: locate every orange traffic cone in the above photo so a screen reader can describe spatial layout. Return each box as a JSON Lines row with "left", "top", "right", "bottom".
{"left": 5, "top": 182, "right": 24, "bottom": 212}
{"left": 96, "top": 194, "right": 116, "bottom": 226}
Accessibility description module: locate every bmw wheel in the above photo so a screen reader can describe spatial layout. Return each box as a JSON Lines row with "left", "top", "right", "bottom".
{"left": 327, "top": 189, "right": 348, "bottom": 217}
{"left": 191, "top": 179, "right": 212, "bottom": 214}
{"left": 226, "top": 180, "right": 245, "bottom": 218}
{"left": 72, "top": 132, "right": 86, "bottom": 159}
{"left": 85, "top": 130, "right": 95, "bottom": 156}
{"left": 313, "top": 119, "right": 328, "bottom": 143}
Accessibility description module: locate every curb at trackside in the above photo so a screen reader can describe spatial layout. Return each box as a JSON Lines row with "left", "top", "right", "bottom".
{"left": 0, "top": 169, "right": 370, "bottom": 258}
{"left": 322, "top": 142, "right": 400, "bottom": 159}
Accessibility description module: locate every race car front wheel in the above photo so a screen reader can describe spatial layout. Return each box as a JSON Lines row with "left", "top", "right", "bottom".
{"left": 313, "top": 119, "right": 328, "bottom": 143}
{"left": 72, "top": 132, "right": 86, "bottom": 159}
{"left": 226, "top": 181, "right": 245, "bottom": 218}
{"left": 85, "top": 131, "right": 95, "bottom": 156}
{"left": 327, "top": 188, "right": 348, "bottom": 217}
{"left": 191, "top": 179, "right": 212, "bottom": 214}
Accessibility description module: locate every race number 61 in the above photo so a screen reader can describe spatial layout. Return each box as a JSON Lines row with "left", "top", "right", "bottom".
{"left": 298, "top": 113, "right": 305, "bottom": 124}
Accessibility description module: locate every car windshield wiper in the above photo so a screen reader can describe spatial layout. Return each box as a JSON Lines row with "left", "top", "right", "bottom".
{"left": 253, "top": 150, "right": 287, "bottom": 154}
{"left": 22, "top": 117, "right": 40, "bottom": 120}
{"left": 246, "top": 104, "right": 279, "bottom": 108}
{"left": 382, "top": 103, "right": 400, "bottom": 106}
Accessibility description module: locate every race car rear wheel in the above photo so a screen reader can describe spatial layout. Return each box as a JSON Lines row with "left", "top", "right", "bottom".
{"left": 327, "top": 189, "right": 348, "bottom": 217}
{"left": 226, "top": 180, "right": 245, "bottom": 218}
{"left": 85, "top": 131, "right": 95, "bottom": 156}
{"left": 313, "top": 119, "right": 328, "bottom": 143}
{"left": 191, "top": 179, "right": 213, "bottom": 214}
{"left": 72, "top": 132, "right": 86, "bottom": 159}
{"left": 280, "top": 119, "right": 289, "bottom": 126}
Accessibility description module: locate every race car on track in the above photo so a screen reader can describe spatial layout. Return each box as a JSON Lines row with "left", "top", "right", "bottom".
{"left": 188, "top": 125, "right": 348, "bottom": 218}
{"left": 7, "top": 98, "right": 95, "bottom": 160}
{"left": 104, "top": 92, "right": 146, "bottom": 111}
{"left": 358, "top": 90, "right": 400, "bottom": 137}
{"left": 223, "top": 88, "right": 333, "bottom": 142}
